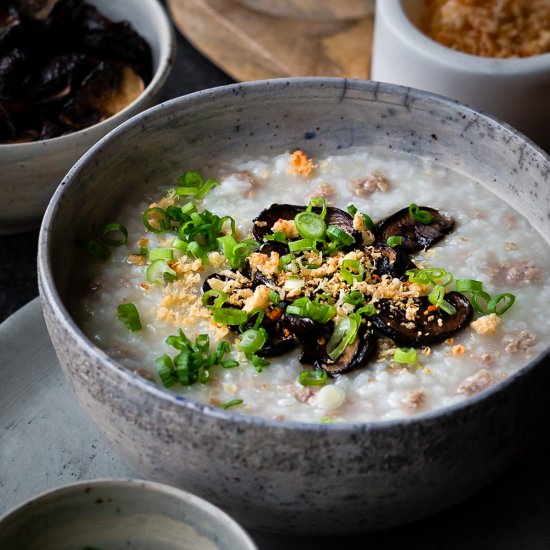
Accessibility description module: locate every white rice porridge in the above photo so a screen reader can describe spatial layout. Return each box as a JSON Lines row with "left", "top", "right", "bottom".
{"left": 75, "top": 148, "right": 550, "bottom": 423}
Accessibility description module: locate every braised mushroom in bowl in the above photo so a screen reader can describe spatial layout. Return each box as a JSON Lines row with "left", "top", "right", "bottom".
{"left": 0, "top": 0, "right": 175, "bottom": 234}
{"left": 38, "top": 78, "right": 550, "bottom": 534}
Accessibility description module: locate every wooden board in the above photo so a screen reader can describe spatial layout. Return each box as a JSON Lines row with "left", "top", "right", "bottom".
{"left": 167, "top": 0, "right": 373, "bottom": 82}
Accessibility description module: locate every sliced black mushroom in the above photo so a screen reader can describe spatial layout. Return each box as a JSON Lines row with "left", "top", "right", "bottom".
{"left": 252, "top": 203, "right": 357, "bottom": 243}
{"left": 315, "top": 327, "right": 377, "bottom": 376}
{"left": 371, "top": 244, "right": 414, "bottom": 280}
{"left": 374, "top": 206, "right": 454, "bottom": 253}
{"left": 256, "top": 321, "right": 297, "bottom": 358}
{"left": 372, "top": 291, "right": 473, "bottom": 347}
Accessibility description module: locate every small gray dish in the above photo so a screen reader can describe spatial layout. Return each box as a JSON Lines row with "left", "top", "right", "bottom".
{"left": 38, "top": 77, "right": 550, "bottom": 535}
{"left": 0, "top": 479, "right": 257, "bottom": 550}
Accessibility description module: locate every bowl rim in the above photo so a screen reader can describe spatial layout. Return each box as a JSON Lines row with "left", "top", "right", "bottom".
{"left": 38, "top": 76, "right": 550, "bottom": 433}
{"left": 377, "top": 0, "right": 550, "bottom": 73}
{"left": 0, "top": 478, "right": 258, "bottom": 549}
{"left": 0, "top": 0, "right": 176, "bottom": 151}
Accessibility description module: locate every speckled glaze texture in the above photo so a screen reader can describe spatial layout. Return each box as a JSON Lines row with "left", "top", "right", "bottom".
{"left": 38, "top": 78, "right": 550, "bottom": 535}
{"left": 0, "top": 479, "right": 257, "bottom": 549}
{"left": 0, "top": 0, "right": 175, "bottom": 235}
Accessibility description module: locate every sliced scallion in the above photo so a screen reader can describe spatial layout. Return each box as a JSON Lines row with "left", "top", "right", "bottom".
{"left": 202, "top": 289, "right": 228, "bottom": 309}
{"left": 143, "top": 207, "right": 170, "bottom": 233}
{"left": 146, "top": 259, "right": 177, "bottom": 284}
{"left": 116, "top": 303, "right": 142, "bottom": 331}
{"left": 295, "top": 211, "right": 326, "bottom": 240}
{"left": 387, "top": 236, "right": 404, "bottom": 248}
{"left": 394, "top": 347, "right": 417, "bottom": 364}
{"left": 408, "top": 203, "right": 433, "bottom": 224}
{"left": 326, "top": 225, "right": 355, "bottom": 247}
{"left": 148, "top": 247, "right": 174, "bottom": 261}
{"left": 221, "top": 398, "right": 244, "bottom": 410}
{"left": 487, "top": 292, "right": 515, "bottom": 315}
{"left": 101, "top": 223, "right": 128, "bottom": 246}
{"left": 236, "top": 328, "right": 268, "bottom": 354}
{"left": 327, "top": 314, "right": 360, "bottom": 361}
{"left": 428, "top": 284, "right": 457, "bottom": 315}
{"left": 298, "top": 369, "right": 328, "bottom": 386}
{"left": 213, "top": 308, "right": 248, "bottom": 325}
{"left": 341, "top": 259, "right": 365, "bottom": 284}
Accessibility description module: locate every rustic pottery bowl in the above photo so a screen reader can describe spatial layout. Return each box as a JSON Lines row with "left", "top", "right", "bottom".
{"left": 372, "top": 0, "right": 550, "bottom": 151}
{"left": 0, "top": 0, "right": 175, "bottom": 235}
{"left": 0, "top": 479, "right": 257, "bottom": 549}
{"left": 38, "top": 78, "right": 550, "bottom": 535}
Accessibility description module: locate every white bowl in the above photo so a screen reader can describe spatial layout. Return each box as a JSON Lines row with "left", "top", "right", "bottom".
{"left": 0, "top": 479, "right": 258, "bottom": 549}
{"left": 0, "top": 0, "right": 175, "bottom": 235}
{"left": 371, "top": 0, "right": 550, "bottom": 151}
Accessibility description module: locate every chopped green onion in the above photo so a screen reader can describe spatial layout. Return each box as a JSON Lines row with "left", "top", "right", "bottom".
{"left": 264, "top": 231, "right": 288, "bottom": 243}
{"left": 326, "top": 225, "right": 355, "bottom": 246}
{"left": 307, "top": 196, "right": 328, "bottom": 219}
{"left": 394, "top": 347, "right": 417, "bottom": 364}
{"left": 247, "top": 352, "right": 270, "bottom": 372}
{"left": 408, "top": 203, "right": 433, "bottom": 224}
{"left": 172, "top": 238, "right": 188, "bottom": 251}
{"left": 202, "top": 289, "right": 228, "bottom": 309}
{"left": 155, "top": 354, "right": 176, "bottom": 388}
{"left": 101, "top": 223, "right": 128, "bottom": 246}
{"left": 295, "top": 211, "right": 326, "bottom": 240}
{"left": 116, "top": 303, "right": 142, "bottom": 331}
{"left": 177, "top": 171, "right": 203, "bottom": 188}
{"left": 285, "top": 296, "right": 336, "bottom": 324}
{"left": 387, "top": 236, "right": 404, "bottom": 248}
{"left": 341, "top": 259, "right": 365, "bottom": 284}
{"left": 236, "top": 328, "right": 268, "bottom": 354}
{"left": 320, "top": 416, "right": 339, "bottom": 424}
{"left": 181, "top": 202, "right": 198, "bottom": 216}
{"left": 221, "top": 359, "right": 240, "bottom": 369}
{"left": 218, "top": 235, "right": 258, "bottom": 269}
{"left": 195, "top": 178, "right": 219, "bottom": 199}
{"left": 241, "top": 309, "right": 264, "bottom": 332}
{"left": 470, "top": 291, "right": 491, "bottom": 314}
{"left": 143, "top": 207, "right": 170, "bottom": 233}
{"left": 343, "top": 291, "right": 364, "bottom": 306}
{"left": 187, "top": 241, "right": 208, "bottom": 264}
{"left": 361, "top": 213, "right": 375, "bottom": 231}
{"left": 269, "top": 290, "right": 280, "bottom": 305}
{"left": 148, "top": 247, "right": 174, "bottom": 261}
{"left": 356, "top": 303, "right": 378, "bottom": 317}
{"left": 327, "top": 314, "right": 360, "bottom": 361}
{"left": 347, "top": 204, "right": 357, "bottom": 216}
{"left": 298, "top": 369, "right": 328, "bottom": 386}
{"left": 146, "top": 259, "right": 177, "bottom": 284}
{"left": 77, "top": 237, "right": 111, "bottom": 260}
{"left": 456, "top": 279, "right": 485, "bottom": 293}
{"left": 487, "top": 293, "right": 515, "bottom": 315}
{"left": 221, "top": 399, "right": 243, "bottom": 410}
{"left": 278, "top": 253, "right": 295, "bottom": 271}
{"left": 289, "top": 238, "right": 316, "bottom": 253}
{"left": 407, "top": 268, "right": 453, "bottom": 286}
{"left": 213, "top": 308, "right": 248, "bottom": 325}
{"left": 428, "top": 284, "right": 457, "bottom": 315}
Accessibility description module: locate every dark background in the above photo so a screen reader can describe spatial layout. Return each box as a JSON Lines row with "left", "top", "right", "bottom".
{"left": 0, "top": 13, "right": 233, "bottom": 323}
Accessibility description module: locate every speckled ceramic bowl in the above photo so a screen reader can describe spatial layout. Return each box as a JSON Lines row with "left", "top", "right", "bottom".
{"left": 0, "top": 479, "right": 257, "bottom": 549}
{"left": 38, "top": 78, "right": 550, "bottom": 535}
{"left": 0, "top": 0, "right": 175, "bottom": 235}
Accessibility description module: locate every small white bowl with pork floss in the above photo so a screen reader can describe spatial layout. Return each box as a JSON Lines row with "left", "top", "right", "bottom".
{"left": 38, "top": 78, "right": 550, "bottom": 535}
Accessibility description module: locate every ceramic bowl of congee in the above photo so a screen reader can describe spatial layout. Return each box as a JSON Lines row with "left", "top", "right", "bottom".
{"left": 38, "top": 78, "right": 550, "bottom": 535}
{"left": 0, "top": 479, "right": 257, "bottom": 549}
{"left": 0, "top": 0, "right": 175, "bottom": 235}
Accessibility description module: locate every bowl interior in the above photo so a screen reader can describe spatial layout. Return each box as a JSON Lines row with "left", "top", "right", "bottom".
{"left": 0, "top": 480, "right": 257, "bottom": 550}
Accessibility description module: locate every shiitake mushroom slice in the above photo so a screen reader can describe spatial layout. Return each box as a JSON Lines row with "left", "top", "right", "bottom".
{"left": 372, "top": 291, "right": 473, "bottom": 347}
{"left": 252, "top": 203, "right": 357, "bottom": 243}
{"left": 374, "top": 206, "right": 454, "bottom": 252}
{"left": 58, "top": 60, "right": 144, "bottom": 130}
{"left": 371, "top": 244, "right": 414, "bottom": 280}
{"left": 315, "top": 327, "right": 377, "bottom": 376}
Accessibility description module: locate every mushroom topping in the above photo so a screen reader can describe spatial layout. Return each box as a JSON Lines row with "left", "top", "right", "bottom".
{"left": 371, "top": 244, "right": 414, "bottom": 280}
{"left": 252, "top": 203, "right": 358, "bottom": 243}
{"left": 315, "top": 327, "right": 377, "bottom": 375}
{"left": 372, "top": 291, "right": 473, "bottom": 346}
{"left": 374, "top": 205, "right": 454, "bottom": 252}
{"left": 0, "top": 0, "right": 152, "bottom": 143}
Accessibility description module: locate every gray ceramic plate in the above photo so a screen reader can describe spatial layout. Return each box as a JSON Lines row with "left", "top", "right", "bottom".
{"left": 1, "top": 299, "right": 550, "bottom": 548}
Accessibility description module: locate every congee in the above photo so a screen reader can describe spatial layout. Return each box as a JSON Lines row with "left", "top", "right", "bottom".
{"left": 74, "top": 148, "right": 550, "bottom": 423}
